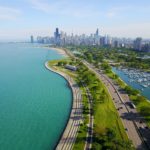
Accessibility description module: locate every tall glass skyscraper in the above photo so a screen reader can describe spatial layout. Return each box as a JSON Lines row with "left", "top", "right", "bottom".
{"left": 54, "top": 28, "right": 60, "bottom": 45}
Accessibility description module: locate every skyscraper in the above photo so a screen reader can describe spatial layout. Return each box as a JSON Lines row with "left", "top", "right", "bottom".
{"left": 96, "top": 28, "right": 99, "bottom": 36}
{"left": 30, "top": 35, "right": 34, "bottom": 43}
{"left": 94, "top": 28, "right": 100, "bottom": 45}
{"left": 134, "top": 37, "right": 142, "bottom": 51}
{"left": 54, "top": 28, "right": 60, "bottom": 45}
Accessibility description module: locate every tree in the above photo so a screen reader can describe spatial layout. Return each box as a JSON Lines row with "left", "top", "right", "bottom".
{"left": 106, "top": 128, "right": 116, "bottom": 141}
{"left": 124, "top": 85, "right": 139, "bottom": 95}
{"left": 101, "top": 62, "right": 111, "bottom": 72}
{"left": 57, "top": 61, "right": 63, "bottom": 66}
{"left": 140, "top": 106, "right": 150, "bottom": 116}
{"left": 113, "top": 74, "right": 119, "bottom": 79}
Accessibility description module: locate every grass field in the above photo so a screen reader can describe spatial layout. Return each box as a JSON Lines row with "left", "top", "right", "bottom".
{"left": 94, "top": 83, "right": 128, "bottom": 140}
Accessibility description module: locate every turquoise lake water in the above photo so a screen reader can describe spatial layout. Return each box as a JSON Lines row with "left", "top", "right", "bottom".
{"left": 112, "top": 67, "right": 150, "bottom": 100}
{"left": 0, "top": 43, "right": 72, "bottom": 150}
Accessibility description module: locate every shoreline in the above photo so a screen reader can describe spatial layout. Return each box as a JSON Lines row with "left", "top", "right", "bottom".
{"left": 45, "top": 61, "right": 82, "bottom": 150}
{"left": 112, "top": 67, "right": 150, "bottom": 101}
{"left": 44, "top": 46, "right": 69, "bottom": 57}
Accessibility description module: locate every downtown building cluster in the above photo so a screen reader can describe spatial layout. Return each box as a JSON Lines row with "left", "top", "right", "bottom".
{"left": 31, "top": 28, "right": 150, "bottom": 52}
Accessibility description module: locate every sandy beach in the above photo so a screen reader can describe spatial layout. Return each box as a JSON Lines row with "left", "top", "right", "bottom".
{"left": 48, "top": 47, "right": 68, "bottom": 57}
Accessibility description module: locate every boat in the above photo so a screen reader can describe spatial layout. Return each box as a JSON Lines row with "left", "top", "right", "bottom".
{"left": 142, "top": 84, "right": 148, "bottom": 88}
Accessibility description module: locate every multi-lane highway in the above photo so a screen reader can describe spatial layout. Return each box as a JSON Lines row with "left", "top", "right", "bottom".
{"left": 82, "top": 60, "right": 150, "bottom": 150}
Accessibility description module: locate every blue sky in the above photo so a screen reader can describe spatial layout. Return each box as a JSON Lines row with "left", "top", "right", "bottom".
{"left": 0, "top": 0, "right": 150, "bottom": 41}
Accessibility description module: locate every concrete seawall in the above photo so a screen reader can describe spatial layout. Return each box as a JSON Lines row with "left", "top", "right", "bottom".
{"left": 45, "top": 62, "right": 82, "bottom": 150}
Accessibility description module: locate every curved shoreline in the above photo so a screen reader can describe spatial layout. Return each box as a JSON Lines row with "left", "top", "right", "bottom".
{"left": 45, "top": 61, "right": 82, "bottom": 150}
{"left": 44, "top": 46, "right": 68, "bottom": 57}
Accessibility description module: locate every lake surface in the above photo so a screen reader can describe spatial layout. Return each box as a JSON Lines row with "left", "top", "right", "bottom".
{"left": 0, "top": 43, "right": 72, "bottom": 150}
{"left": 112, "top": 67, "right": 150, "bottom": 100}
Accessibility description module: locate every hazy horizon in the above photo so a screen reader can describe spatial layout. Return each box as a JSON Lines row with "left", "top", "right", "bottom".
{"left": 0, "top": 0, "right": 150, "bottom": 41}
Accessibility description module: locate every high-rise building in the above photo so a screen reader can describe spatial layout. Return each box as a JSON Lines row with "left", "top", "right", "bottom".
{"left": 94, "top": 28, "right": 100, "bottom": 45}
{"left": 31, "top": 35, "right": 34, "bottom": 43}
{"left": 134, "top": 37, "right": 142, "bottom": 51}
{"left": 54, "top": 28, "right": 60, "bottom": 45}
{"left": 142, "top": 43, "right": 150, "bottom": 52}
{"left": 114, "top": 40, "right": 119, "bottom": 48}
{"left": 100, "top": 37, "right": 105, "bottom": 46}
{"left": 96, "top": 28, "right": 99, "bottom": 36}
{"left": 37, "top": 36, "right": 43, "bottom": 43}
{"left": 60, "top": 31, "right": 66, "bottom": 46}
{"left": 106, "top": 35, "right": 112, "bottom": 46}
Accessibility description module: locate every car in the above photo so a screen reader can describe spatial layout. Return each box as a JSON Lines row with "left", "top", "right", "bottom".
{"left": 126, "top": 102, "right": 136, "bottom": 109}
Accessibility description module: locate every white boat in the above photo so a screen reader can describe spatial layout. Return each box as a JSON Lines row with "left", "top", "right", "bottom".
{"left": 142, "top": 84, "right": 148, "bottom": 88}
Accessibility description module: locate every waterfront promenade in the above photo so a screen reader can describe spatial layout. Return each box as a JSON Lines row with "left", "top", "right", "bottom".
{"left": 45, "top": 62, "right": 82, "bottom": 150}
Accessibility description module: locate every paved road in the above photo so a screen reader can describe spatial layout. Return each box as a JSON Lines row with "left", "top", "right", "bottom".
{"left": 45, "top": 62, "right": 82, "bottom": 150}
{"left": 101, "top": 73, "right": 150, "bottom": 149}
{"left": 82, "top": 60, "right": 150, "bottom": 150}
{"left": 83, "top": 84, "right": 94, "bottom": 150}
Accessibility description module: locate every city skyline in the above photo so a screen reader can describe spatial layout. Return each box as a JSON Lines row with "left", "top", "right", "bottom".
{"left": 34, "top": 27, "right": 150, "bottom": 52}
{"left": 0, "top": 0, "right": 150, "bottom": 41}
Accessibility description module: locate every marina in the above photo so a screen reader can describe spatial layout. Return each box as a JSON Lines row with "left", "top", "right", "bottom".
{"left": 112, "top": 67, "right": 150, "bottom": 100}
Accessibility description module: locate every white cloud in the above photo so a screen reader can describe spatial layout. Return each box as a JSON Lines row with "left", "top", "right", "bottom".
{"left": 105, "top": 5, "right": 150, "bottom": 19}
{"left": 30, "top": 0, "right": 55, "bottom": 13}
{"left": 102, "top": 22, "right": 150, "bottom": 38}
{"left": 105, "top": 6, "right": 132, "bottom": 18}
{"left": 106, "top": 12, "right": 116, "bottom": 18}
{"left": 0, "top": 6, "right": 21, "bottom": 20}
{"left": 29, "top": 0, "right": 101, "bottom": 18}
